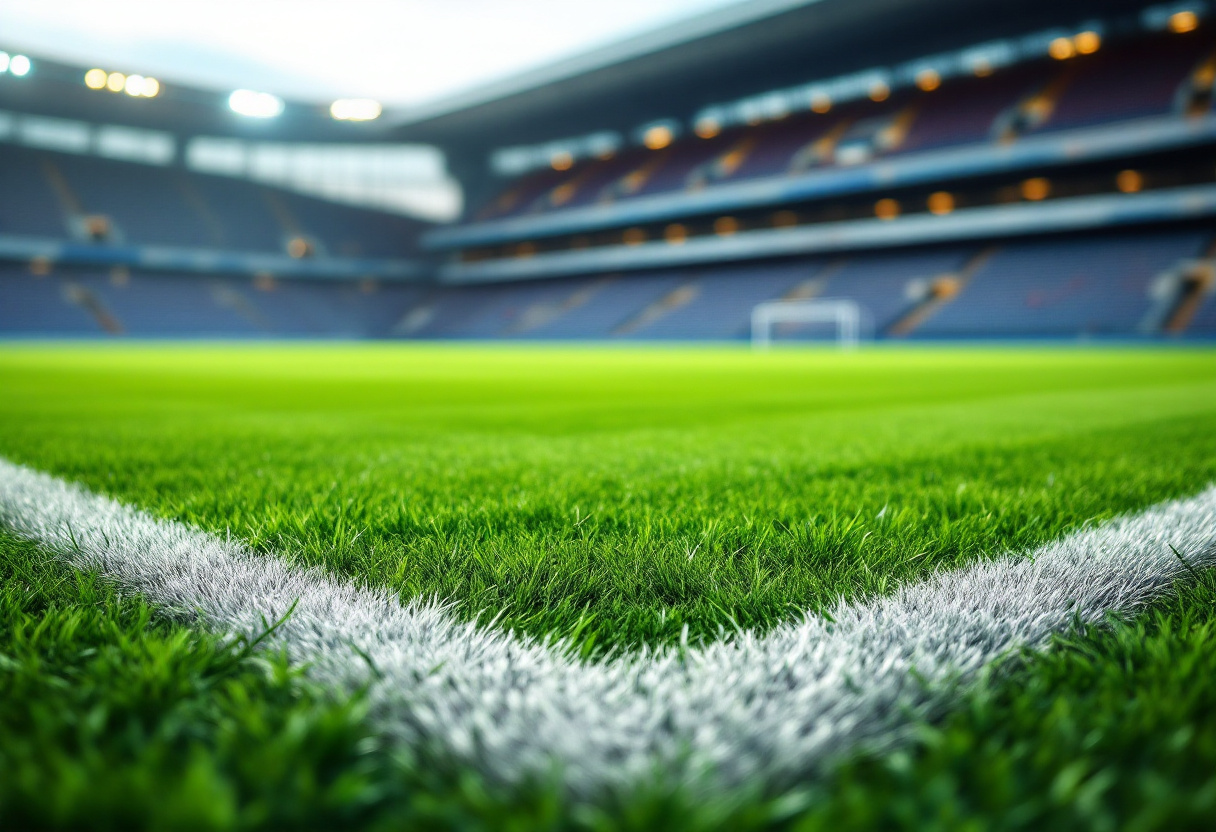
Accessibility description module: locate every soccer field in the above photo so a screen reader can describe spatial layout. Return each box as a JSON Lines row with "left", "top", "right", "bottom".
{"left": 2, "top": 343, "right": 1215, "bottom": 829}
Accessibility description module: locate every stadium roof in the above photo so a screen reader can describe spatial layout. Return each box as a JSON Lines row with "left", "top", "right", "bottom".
{"left": 391, "top": 0, "right": 1160, "bottom": 156}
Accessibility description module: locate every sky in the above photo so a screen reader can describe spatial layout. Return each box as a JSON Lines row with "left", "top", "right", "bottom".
{"left": 0, "top": 0, "right": 745, "bottom": 106}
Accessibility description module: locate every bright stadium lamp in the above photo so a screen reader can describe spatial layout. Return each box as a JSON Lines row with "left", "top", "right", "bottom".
{"left": 330, "top": 98, "right": 382, "bottom": 121}
{"left": 0, "top": 52, "right": 9, "bottom": 73}
{"left": 10, "top": 54, "right": 31, "bottom": 77}
{"left": 229, "top": 89, "right": 284, "bottom": 119}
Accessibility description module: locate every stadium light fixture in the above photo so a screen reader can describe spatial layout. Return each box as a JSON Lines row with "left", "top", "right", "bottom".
{"left": 1170, "top": 10, "right": 1199, "bottom": 33}
{"left": 642, "top": 125, "right": 674, "bottom": 150}
{"left": 229, "top": 89, "right": 284, "bottom": 119}
{"left": 1116, "top": 170, "right": 1143, "bottom": 194}
{"left": 927, "top": 191, "right": 955, "bottom": 215}
{"left": 9, "top": 54, "right": 31, "bottom": 77}
{"left": 330, "top": 98, "right": 382, "bottom": 121}
{"left": 85, "top": 67, "right": 160, "bottom": 97}
{"left": 0, "top": 52, "right": 9, "bottom": 73}
{"left": 1048, "top": 37, "right": 1076, "bottom": 60}
{"left": 874, "top": 198, "right": 901, "bottom": 220}
{"left": 915, "top": 69, "right": 941, "bottom": 92}
{"left": 694, "top": 118, "right": 721, "bottom": 139}
{"left": 1021, "top": 177, "right": 1051, "bottom": 201}
{"left": 1073, "top": 31, "right": 1101, "bottom": 55}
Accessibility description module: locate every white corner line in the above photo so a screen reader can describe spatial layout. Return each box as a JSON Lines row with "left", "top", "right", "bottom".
{"left": 1, "top": 456, "right": 1214, "bottom": 798}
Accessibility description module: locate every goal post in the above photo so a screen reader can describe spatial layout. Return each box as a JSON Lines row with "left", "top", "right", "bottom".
{"left": 751, "top": 299, "right": 861, "bottom": 350}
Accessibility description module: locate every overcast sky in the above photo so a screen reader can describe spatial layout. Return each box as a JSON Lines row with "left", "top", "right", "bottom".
{"left": 0, "top": 0, "right": 745, "bottom": 106}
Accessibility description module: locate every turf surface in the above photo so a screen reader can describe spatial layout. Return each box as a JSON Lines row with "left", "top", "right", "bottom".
{"left": 1, "top": 344, "right": 1214, "bottom": 650}
{"left": 1, "top": 343, "right": 1215, "bottom": 829}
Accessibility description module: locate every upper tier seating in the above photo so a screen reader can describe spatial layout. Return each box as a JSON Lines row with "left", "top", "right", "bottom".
{"left": 474, "top": 32, "right": 1212, "bottom": 222}
{"left": 1033, "top": 36, "right": 1212, "bottom": 133}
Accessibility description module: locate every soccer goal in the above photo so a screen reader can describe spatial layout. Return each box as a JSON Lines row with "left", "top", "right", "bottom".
{"left": 751, "top": 299, "right": 862, "bottom": 349}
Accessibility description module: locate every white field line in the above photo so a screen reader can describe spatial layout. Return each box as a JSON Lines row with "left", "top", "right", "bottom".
{"left": 1, "top": 457, "right": 1215, "bottom": 799}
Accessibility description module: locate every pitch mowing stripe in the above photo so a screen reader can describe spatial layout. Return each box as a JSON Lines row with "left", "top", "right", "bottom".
{"left": 1, "top": 457, "right": 1214, "bottom": 799}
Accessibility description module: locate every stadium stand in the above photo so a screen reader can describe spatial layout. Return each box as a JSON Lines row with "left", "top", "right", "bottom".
{"left": 407, "top": 230, "right": 1212, "bottom": 341}
{"left": 0, "top": 262, "right": 424, "bottom": 338}
{"left": 0, "top": 146, "right": 70, "bottom": 238}
{"left": 469, "top": 31, "right": 1213, "bottom": 219}
{"left": 0, "top": 146, "right": 426, "bottom": 256}
{"left": 1032, "top": 34, "right": 1213, "bottom": 132}
{"left": 4, "top": 226, "right": 1213, "bottom": 341}
{"left": 917, "top": 231, "right": 1211, "bottom": 337}
{"left": 1189, "top": 287, "right": 1216, "bottom": 334}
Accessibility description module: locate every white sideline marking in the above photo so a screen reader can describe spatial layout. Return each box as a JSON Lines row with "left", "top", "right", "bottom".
{"left": 1, "top": 456, "right": 1214, "bottom": 798}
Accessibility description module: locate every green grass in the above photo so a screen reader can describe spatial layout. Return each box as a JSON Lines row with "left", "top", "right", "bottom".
{"left": 1, "top": 344, "right": 1214, "bottom": 650}
{"left": 1, "top": 343, "right": 1215, "bottom": 829}
{"left": 791, "top": 571, "right": 1216, "bottom": 832}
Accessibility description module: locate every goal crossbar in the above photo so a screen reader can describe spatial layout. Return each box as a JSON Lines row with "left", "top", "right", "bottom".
{"left": 751, "top": 299, "right": 861, "bottom": 349}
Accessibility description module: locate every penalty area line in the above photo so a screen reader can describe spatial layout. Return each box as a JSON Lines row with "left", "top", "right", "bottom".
{"left": 1, "top": 456, "right": 1214, "bottom": 799}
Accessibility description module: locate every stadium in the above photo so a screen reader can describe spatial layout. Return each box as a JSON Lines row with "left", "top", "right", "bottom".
{"left": 1, "top": 0, "right": 1215, "bottom": 828}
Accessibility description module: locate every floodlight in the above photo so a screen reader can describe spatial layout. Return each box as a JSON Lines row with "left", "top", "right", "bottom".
{"left": 85, "top": 68, "right": 107, "bottom": 89}
{"left": 927, "top": 191, "right": 955, "bottom": 215}
{"left": 10, "top": 54, "right": 30, "bottom": 76}
{"left": 642, "top": 125, "right": 673, "bottom": 150}
{"left": 330, "top": 98, "right": 382, "bottom": 121}
{"left": 1116, "top": 170, "right": 1143, "bottom": 193}
{"left": 142, "top": 78, "right": 160, "bottom": 97}
{"left": 664, "top": 223, "right": 688, "bottom": 244}
{"left": 125, "top": 74, "right": 146, "bottom": 96}
{"left": 229, "top": 89, "right": 284, "bottom": 118}
{"left": 1170, "top": 10, "right": 1199, "bottom": 33}
{"left": 0, "top": 52, "right": 9, "bottom": 73}
{"left": 874, "top": 198, "right": 900, "bottom": 220}
{"left": 1049, "top": 37, "right": 1075, "bottom": 60}
{"left": 915, "top": 69, "right": 941, "bottom": 92}
{"left": 1021, "top": 177, "right": 1051, "bottom": 201}
{"left": 1074, "top": 31, "right": 1101, "bottom": 54}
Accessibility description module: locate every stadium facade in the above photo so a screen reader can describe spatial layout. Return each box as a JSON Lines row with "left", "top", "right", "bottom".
{"left": 2, "top": 0, "right": 1216, "bottom": 340}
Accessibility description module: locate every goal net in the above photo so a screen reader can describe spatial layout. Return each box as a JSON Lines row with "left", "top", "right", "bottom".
{"left": 750, "top": 299, "right": 862, "bottom": 349}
